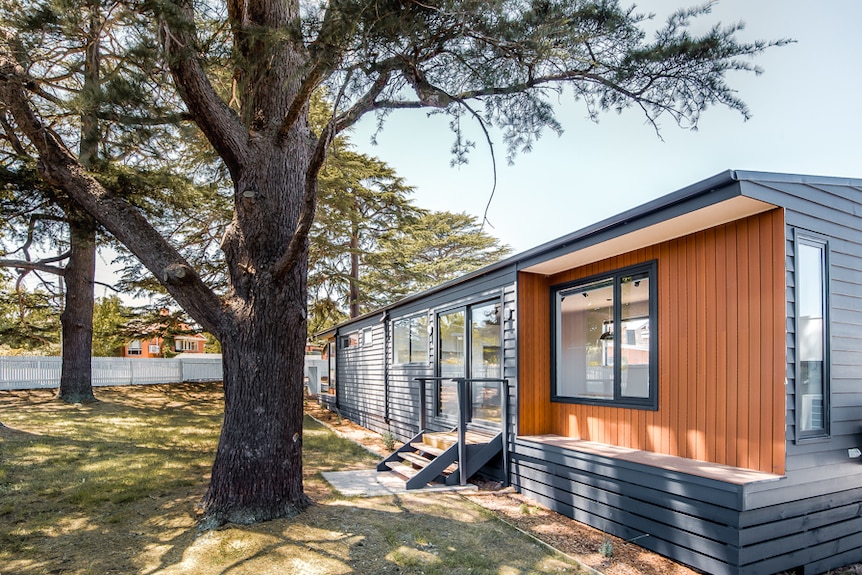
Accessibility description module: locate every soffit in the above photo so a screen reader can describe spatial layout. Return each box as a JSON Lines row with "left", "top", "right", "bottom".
{"left": 520, "top": 195, "right": 777, "bottom": 276}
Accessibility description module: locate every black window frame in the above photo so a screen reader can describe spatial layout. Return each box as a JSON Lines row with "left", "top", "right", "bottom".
{"left": 551, "top": 260, "right": 658, "bottom": 410}
{"left": 434, "top": 298, "right": 503, "bottom": 419}
{"left": 392, "top": 313, "right": 429, "bottom": 365}
{"left": 339, "top": 331, "right": 359, "bottom": 350}
{"left": 794, "top": 230, "right": 831, "bottom": 442}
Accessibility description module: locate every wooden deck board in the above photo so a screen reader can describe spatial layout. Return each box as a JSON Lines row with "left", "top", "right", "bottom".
{"left": 519, "top": 434, "right": 784, "bottom": 486}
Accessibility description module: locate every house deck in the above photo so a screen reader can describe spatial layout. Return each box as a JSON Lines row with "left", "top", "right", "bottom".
{"left": 519, "top": 434, "right": 784, "bottom": 486}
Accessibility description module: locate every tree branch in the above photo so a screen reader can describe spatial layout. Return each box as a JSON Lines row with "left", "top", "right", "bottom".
{"left": 157, "top": 0, "right": 249, "bottom": 178}
{"left": 279, "top": 1, "right": 357, "bottom": 140}
{"left": 0, "top": 258, "right": 66, "bottom": 276}
{"left": 0, "top": 46, "right": 225, "bottom": 337}
{"left": 334, "top": 65, "right": 395, "bottom": 133}
{"left": 272, "top": 120, "right": 334, "bottom": 279}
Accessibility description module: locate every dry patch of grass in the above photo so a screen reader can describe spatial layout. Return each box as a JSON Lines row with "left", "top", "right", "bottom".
{"left": 1, "top": 383, "right": 580, "bottom": 575}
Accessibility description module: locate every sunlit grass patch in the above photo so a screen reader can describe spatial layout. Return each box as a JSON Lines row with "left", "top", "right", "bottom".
{"left": 1, "top": 383, "right": 582, "bottom": 575}
{"left": 302, "top": 415, "right": 379, "bottom": 471}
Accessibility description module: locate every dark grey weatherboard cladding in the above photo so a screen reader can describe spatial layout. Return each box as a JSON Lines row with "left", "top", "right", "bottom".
{"left": 332, "top": 263, "right": 519, "bottom": 445}
{"left": 335, "top": 315, "right": 388, "bottom": 434}
{"left": 512, "top": 438, "right": 862, "bottom": 575}
{"left": 382, "top": 279, "right": 519, "bottom": 446}
{"left": 741, "top": 177, "right": 862, "bottom": 472}
{"left": 326, "top": 171, "right": 862, "bottom": 575}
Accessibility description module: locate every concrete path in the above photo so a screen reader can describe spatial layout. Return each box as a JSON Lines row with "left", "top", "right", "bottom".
{"left": 322, "top": 469, "right": 478, "bottom": 497}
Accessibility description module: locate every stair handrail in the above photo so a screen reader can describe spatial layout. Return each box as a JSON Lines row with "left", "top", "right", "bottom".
{"left": 413, "top": 376, "right": 510, "bottom": 487}
{"left": 413, "top": 376, "right": 443, "bottom": 432}
{"left": 452, "top": 377, "right": 509, "bottom": 487}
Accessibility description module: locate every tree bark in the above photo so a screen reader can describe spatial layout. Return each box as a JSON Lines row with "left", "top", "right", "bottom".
{"left": 56, "top": 0, "right": 100, "bottom": 404}
{"left": 201, "top": 263, "right": 310, "bottom": 526}
{"left": 201, "top": 127, "right": 313, "bottom": 524}
{"left": 349, "top": 216, "right": 360, "bottom": 318}
{"left": 57, "top": 205, "right": 97, "bottom": 403}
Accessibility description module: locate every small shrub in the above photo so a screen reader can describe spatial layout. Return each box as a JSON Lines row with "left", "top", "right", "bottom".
{"left": 382, "top": 431, "right": 397, "bottom": 452}
{"left": 599, "top": 537, "right": 614, "bottom": 558}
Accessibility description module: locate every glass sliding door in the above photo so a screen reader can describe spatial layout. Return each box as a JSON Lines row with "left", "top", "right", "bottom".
{"left": 436, "top": 301, "right": 503, "bottom": 424}
{"left": 470, "top": 302, "right": 502, "bottom": 424}
{"left": 438, "top": 309, "right": 465, "bottom": 419}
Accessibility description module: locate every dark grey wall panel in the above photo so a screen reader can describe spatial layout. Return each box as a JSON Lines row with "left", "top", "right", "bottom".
{"left": 766, "top": 176, "right": 862, "bottom": 500}
{"left": 514, "top": 437, "right": 862, "bottom": 575}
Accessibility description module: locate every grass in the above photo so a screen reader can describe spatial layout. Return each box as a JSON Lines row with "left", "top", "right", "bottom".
{"left": 0, "top": 382, "right": 580, "bottom": 575}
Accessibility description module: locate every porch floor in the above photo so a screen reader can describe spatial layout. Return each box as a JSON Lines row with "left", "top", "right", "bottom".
{"left": 518, "top": 434, "right": 784, "bottom": 485}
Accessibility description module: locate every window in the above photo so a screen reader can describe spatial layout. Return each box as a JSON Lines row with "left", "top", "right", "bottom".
{"left": 795, "top": 232, "right": 829, "bottom": 439}
{"left": 362, "top": 327, "right": 373, "bottom": 346}
{"left": 340, "top": 332, "right": 359, "bottom": 350}
{"left": 393, "top": 314, "right": 428, "bottom": 364}
{"left": 552, "top": 261, "right": 657, "bottom": 409}
{"left": 436, "top": 301, "right": 502, "bottom": 422}
{"left": 175, "top": 339, "right": 197, "bottom": 352}
{"left": 127, "top": 340, "right": 142, "bottom": 355}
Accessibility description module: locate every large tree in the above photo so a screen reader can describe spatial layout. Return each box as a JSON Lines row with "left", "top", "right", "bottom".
{"left": 363, "top": 210, "right": 511, "bottom": 306}
{"left": 0, "top": 0, "right": 784, "bottom": 526}
{"left": 310, "top": 140, "right": 419, "bottom": 322}
{"left": 0, "top": 0, "right": 201, "bottom": 402}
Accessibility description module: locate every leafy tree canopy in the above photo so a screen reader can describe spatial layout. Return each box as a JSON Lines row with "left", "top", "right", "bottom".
{"left": 0, "top": 276, "right": 61, "bottom": 354}
{"left": 0, "top": 0, "right": 787, "bottom": 527}
{"left": 363, "top": 210, "right": 511, "bottom": 307}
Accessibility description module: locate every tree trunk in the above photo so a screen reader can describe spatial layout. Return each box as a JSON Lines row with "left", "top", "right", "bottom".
{"left": 56, "top": 0, "right": 100, "bottom": 404}
{"left": 201, "top": 269, "right": 310, "bottom": 526}
{"left": 199, "top": 123, "right": 313, "bottom": 525}
{"left": 349, "top": 235, "right": 360, "bottom": 318}
{"left": 57, "top": 206, "right": 97, "bottom": 403}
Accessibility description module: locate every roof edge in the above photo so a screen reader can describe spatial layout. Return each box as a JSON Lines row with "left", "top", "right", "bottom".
{"left": 318, "top": 169, "right": 861, "bottom": 335}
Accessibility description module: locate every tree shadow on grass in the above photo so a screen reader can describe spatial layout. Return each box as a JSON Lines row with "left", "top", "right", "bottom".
{"left": 0, "top": 383, "right": 578, "bottom": 575}
{"left": 149, "top": 492, "right": 581, "bottom": 575}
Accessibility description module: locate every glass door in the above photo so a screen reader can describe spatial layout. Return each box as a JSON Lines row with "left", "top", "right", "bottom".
{"left": 437, "top": 309, "right": 465, "bottom": 419}
{"left": 436, "top": 301, "right": 502, "bottom": 424}
{"left": 470, "top": 302, "right": 502, "bottom": 424}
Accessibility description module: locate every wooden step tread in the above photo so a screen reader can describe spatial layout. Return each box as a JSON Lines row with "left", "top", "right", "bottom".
{"left": 385, "top": 460, "right": 457, "bottom": 482}
{"left": 385, "top": 460, "right": 421, "bottom": 479}
{"left": 399, "top": 451, "right": 434, "bottom": 468}
{"left": 410, "top": 442, "right": 447, "bottom": 456}
{"left": 422, "top": 430, "right": 499, "bottom": 449}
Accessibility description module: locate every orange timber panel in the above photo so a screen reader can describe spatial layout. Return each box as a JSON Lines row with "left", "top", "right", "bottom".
{"left": 517, "top": 209, "right": 786, "bottom": 474}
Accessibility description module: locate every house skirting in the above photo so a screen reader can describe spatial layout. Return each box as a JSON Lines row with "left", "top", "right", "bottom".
{"left": 512, "top": 436, "right": 862, "bottom": 575}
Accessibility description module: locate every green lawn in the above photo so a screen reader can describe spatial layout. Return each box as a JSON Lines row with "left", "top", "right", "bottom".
{"left": 0, "top": 382, "right": 579, "bottom": 575}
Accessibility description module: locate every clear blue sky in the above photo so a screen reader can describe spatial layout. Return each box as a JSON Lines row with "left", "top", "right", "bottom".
{"left": 97, "top": 0, "right": 861, "bottom": 302}
{"left": 348, "top": 0, "right": 862, "bottom": 254}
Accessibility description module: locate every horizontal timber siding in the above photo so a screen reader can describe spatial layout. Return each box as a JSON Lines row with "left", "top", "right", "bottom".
{"left": 512, "top": 436, "right": 862, "bottom": 575}
{"left": 758, "top": 179, "right": 862, "bottom": 477}
{"left": 518, "top": 209, "right": 786, "bottom": 475}
{"left": 336, "top": 320, "right": 388, "bottom": 434}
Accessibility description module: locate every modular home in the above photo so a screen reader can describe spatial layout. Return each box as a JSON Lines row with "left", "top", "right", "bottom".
{"left": 318, "top": 171, "right": 862, "bottom": 575}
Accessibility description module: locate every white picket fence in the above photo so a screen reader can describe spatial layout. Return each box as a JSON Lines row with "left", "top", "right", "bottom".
{"left": 0, "top": 355, "right": 223, "bottom": 391}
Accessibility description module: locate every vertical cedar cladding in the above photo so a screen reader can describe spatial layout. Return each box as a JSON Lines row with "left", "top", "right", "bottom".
{"left": 519, "top": 209, "right": 786, "bottom": 475}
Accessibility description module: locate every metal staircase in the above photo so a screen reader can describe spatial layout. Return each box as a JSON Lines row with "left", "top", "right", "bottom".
{"left": 376, "top": 377, "right": 509, "bottom": 490}
{"left": 377, "top": 428, "right": 504, "bottom": 489}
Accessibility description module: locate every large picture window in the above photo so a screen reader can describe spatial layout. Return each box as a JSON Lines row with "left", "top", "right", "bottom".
{"left": 393, "top": 314, "right": 429, "bottom": 364}
{"left": 795, "top": 232, "right": 830, "bottom": 440}
{"left": 552, "top": 261, "right": 657, "bottom": 409}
